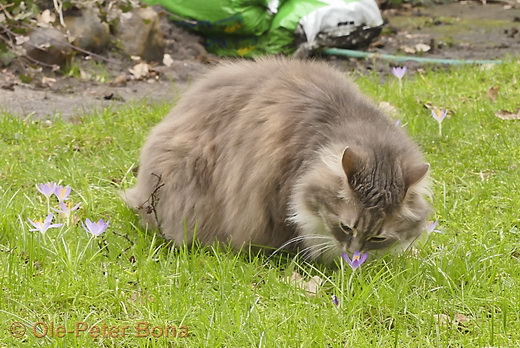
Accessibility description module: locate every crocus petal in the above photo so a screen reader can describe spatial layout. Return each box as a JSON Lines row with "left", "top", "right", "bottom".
{"left": 426, "top": 220, "right": 443, "bottom": 233}
{"left": 43, "top": 213, "right": 54, "bottom": 225}
{"left": 431, "top": 108, "right": 448, "bottom": 123}
{"left": 28, "top": 218, "right": 43, "bottom": 231}
{"left": 342, "top": 251, "right": 369, "bottom": 270}
{"left": 27, "top": 213, "right": 61, "bottom": 233}
{"left": 36, "top": 182, "right": 57, "bottom": 197}
{"left": 83, "top": 218, "right": 109, "bottom": 236}
{"left": 52, "top": 201, "right": 81, "bottom": 217}
{"left": 332, "top": 295, "right": 340, "bottom": 307}
{"left": 54, "top": 186, "right": 71, "bottom": 201}
{"left": 391, "top": 66, "right": 407, "bottom": 80}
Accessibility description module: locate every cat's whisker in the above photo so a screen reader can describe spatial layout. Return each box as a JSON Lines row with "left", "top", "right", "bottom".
{"left": 298, "top": 244, "right": 326, "bottom": 259}
{"left": 264, "top": 234, "right": 331, "bottom": 262}
{"left": 298, "top": 240, "right": 335, "bottom": 260}
{"left": 310, "top": 242, "right": 337, "bottom": 260}
{"left": 270, "top": 234, "right": 332, "bottom": 254}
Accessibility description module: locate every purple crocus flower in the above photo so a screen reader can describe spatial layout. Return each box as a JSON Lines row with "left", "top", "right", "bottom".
{"left": 391, "top": 66, "right": 407, "bottom": 80}
{"left": 431, "top": 108, "right": 448, "bottom": 136}
{"left": 54, "top": 185, "right": 71, "bottom": 201}
{"left": 342, "top": 251, "right": 369, "bottom": 270}
{"left": 82, "top": 218, "right": 109, "bottom": 236}
{"left": 426, "top": 220, "right": 443, "bottom": 234}
{"left": 36, "top": 182, "right": 57, "bottom": 198}
{"left": 52, "top": 201, "right": 81, "bottom": 219}
{"left": 28, "top": 213, "right": 63, "bottom": 233}
{"left": 331, "top": 295, "right": 340, "bottom": 307}
{"left": 431, "top": 108, "right": 448, "bottom": 123}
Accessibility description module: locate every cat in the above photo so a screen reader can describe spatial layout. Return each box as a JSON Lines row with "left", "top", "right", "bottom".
{"left": 123, "top": 57, "right": 431, "bottom": 264}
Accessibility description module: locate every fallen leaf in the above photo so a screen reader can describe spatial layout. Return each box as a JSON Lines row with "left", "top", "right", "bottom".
{"left": 433, "top": 314, "right": 450, "bottom": 325}
{"left": 111, "top": 73, "right": 128, "bottom": 86}
{"left": 305, "top": 276, "right": 322, "bottom": 295}
{"left": 495, "top": 109, "right": 520, "bottom": 120}
{"left": 80, "top": 69, "right": 92, "bottom": 80}
{"left": 129, "top": 62, "right": 150, "bottom": 79}
{"left": 486, "top": 86, "right": 500, "bottom": 102}
{"left": 163, "top": 53, "right": 174, "bottom": 67}
{"left": 379, "top": 101, "right": 398, "bottom": 116}
{"left": 15, "top": 35, "right": 29, "bottom": 46}
{"left": 453, "top": 313, "right": 471, "bottom": 333}
{"left": 37, "top": 42, "right": 51, "bottom": 50}
{"left": 41, "top": 76, "right": 56, "bottom": 87}
{"left": 480, "top": 64, "right": 496, "bottom": 71}
{"left": 415, "top": 43, "right": 431, "bottom": 53}
{"left": 400, "top": 45, "right": 416, "bottom": 54}
{"left": 129, "top": 291, "right": 154, "bottom": 303}
{"left": 470, "top": 169, "right": 495, "bottom": 181}
{"left": 286, "top": 271, "right": 323, "bottom": 296}
{"left": 423, "top": 101, "right": 434, "bottom": 111}
{"left": 454, "top": 313, "right": 470, "bottom": 324}
{"left": 37, "top": 9, "right": 56, "bottom": 27}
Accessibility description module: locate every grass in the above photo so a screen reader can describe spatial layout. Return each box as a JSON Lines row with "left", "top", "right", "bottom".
{"left": 1, "top": 60, "right": 519, "bottom": 347}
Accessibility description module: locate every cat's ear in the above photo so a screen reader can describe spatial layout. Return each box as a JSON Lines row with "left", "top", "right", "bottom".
{"left": 341, "top": 146, "right": 364, "bottom": 179}
{"left": 404, "top": 163, "right": 430, "bottom": 189}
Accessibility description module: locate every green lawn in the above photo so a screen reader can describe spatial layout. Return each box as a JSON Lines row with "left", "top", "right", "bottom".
{"left": 0, "top": 61, "right": 519, "bottom": 347}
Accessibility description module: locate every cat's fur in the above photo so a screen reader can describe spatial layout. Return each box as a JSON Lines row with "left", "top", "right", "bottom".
{"left": 123, "top": 57, "right": 431, "bottom": 263}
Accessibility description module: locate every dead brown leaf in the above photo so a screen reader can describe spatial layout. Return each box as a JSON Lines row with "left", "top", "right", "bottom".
{"left": 433, "top": 314, "right": 451, "bottom": 325}
{"left": 286, "top": 271, "right": 323, "bottom": 296}
{"left": 379, "top": 101, "right": 398, "bottom": 117}
{"left": 15, "top": 35, "right": 29, "bottom": 46}
{"left": 37, "top": 9, "right": 56, "bottom": 28}
{"left": 495, "top": 108, "right": 520, "bottom": 120}
{"left": 400, "top": 45, "right": 416, "bottom": 54}
{"left": 129, "top": 62, "right": 150, "bottom": 79}
{"left": 79, "top": 69, "right": 92, "bottom": 80}
{"left": 433, "top": 313, "right": 471, "bottom": 330}
{"left": 415, "top": 43, "right": 431, "bottom": 53}
{"left": 454, "top": 313, "right": 470, "bottom": 324}
{"left": 129, "top": 291, "right": 154, "bottom": 303}
{"left": 163, "top": 53, "right": 174, "bottom": 67}
{"left": 41, "top": 76, "right": 56, "bottom": 87}
{"left": 111, "top": 73, "right": 128, "bottom": 86}
{"left": 486, "top": 86, "right": 500, "bottom": 102}
{"left": 471, "top": 169, "right": 495, "bottom": 181}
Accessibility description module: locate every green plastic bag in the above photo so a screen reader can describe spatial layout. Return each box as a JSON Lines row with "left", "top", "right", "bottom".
{"left": 142, "top": 0, "right": 274, "bottom": 36}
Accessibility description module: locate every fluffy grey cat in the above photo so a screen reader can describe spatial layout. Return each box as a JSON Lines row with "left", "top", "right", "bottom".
{"left": 123, "top": 57, "right": 431, "bottom": 263}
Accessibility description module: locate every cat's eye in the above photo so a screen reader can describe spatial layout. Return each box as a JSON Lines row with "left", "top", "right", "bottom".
{"left": 339, "top": 223, "right": 352, "bottom": 233}
{"left": 367, "top": 236, "right": 387, "bottom": 242}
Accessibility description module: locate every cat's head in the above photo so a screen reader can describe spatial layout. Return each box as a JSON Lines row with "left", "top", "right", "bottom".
{"left": 289, "top": 145, "right": 431, "bottom": 263}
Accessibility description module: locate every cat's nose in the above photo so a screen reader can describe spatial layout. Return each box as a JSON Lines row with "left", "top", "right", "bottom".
{"left": 347, "top": 238, "right": 365, "bottom": 254}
